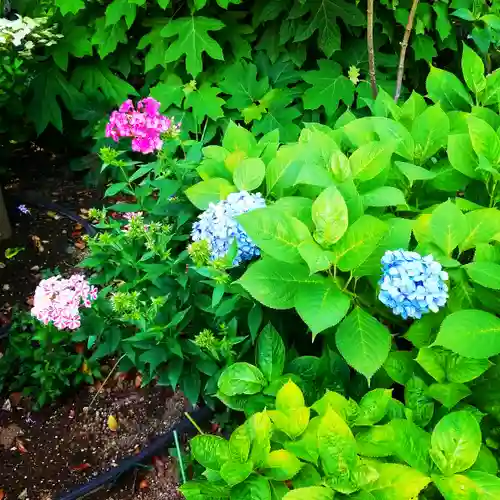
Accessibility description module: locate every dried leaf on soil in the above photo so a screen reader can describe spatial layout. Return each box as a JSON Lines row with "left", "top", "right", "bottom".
{"left": 107, "top": 415, "right": 118, "bottom": 431}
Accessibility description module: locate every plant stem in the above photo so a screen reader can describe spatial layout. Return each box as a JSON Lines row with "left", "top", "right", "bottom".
{"left": 394, "top": 0, "right": 420, "bottom": 103}
{"left": 367, "top": 0, "right": 378, "bottom": 99}
{"left": 87, "top": 354, "right": 126, "bottom": 410}
{"left": 173, "top": 429, "right": 187, "bottom": 484}
{"left": 184, "top": 411, "right": 205, "bottom": 435}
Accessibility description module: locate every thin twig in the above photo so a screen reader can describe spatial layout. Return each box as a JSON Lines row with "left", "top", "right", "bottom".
{"left": 394, "top": 0, "right": 420, "bottom": 102}
{"left": 87, "top": 354, "right": 126, "bottom": 410}
{"left": 184, "top": 411, "right": 205, "bottom": 435}
{"left": 367, "top": 0, "right": 378, "bottom": 99}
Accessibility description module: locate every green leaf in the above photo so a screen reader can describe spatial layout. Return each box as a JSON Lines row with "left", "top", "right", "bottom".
{"left": 56, "top": 0, "right": 84, "bottom": 15}
{"left": 237, "top": 258, "right": 313, "bottom": 310}
{"left": 355, "top": 389, "right": 392, "bottom": 426}
{"left": 317, "top": 407, "right": 357, "bottom": 477}
{"left": 333, "top": 215, "right": 388, "bottom": 272}
{"left": 362, "top": 461, "right": 431, "bottom": 498}
{"left": 234, "top": 158, "right": 266, "bottom": 191}
{"left": 311, "top": 185, "right": 349, "bottom": 248}
{"left": 266, "top": 144, "right": 302, "bottom": 196}
{"left": 264, "top": 450, "right": 303, "bottom": 481}
{"left": 461, "top": 208, "right": 500, "bottom": 250}
{"left": 428, "top": 382, "right": 472, "bottom": 409}
{"left": 283, "top": 486, "right": 334, "bottom": 500}
{"left": 218, "top": 362, "right": 266, "bottom": 396}
{"left": 349, "top": 142, "right": 394, "bottom": 182}
{"left": 220, "top": 61, "right": 269, "bottom": 110}
{"left": 430, "top": 411, "right": 481, "bottom": 475}
{"left": 298, "top": 241, "right": 332, "bottom": 274}
{"left": 294, "top": 278, "right": 351, "bottom": 337}
{"left": 434, "top": 3, "right": 452, "bottom": 40}
{"left": 464, "top": 262, "right": 500, "bottom": 290}
{"left": 230, "top": 424, "right": 251, "bottom": 463}
{"left": 468, "top": 115, "right": 500, "bottom": 165}
{"left": 405, "top": 376, "right": 434, "bottom": 427}
{"left": 276, "top": 380, "right": 306, "bottom": 413}
{"left": 446, "top": 354, "right": 490, "bottom": 384}
{"left": 447, "top": 134, "right": 481, "bottom": 179}
{"left": 426, "top": 66, "right": 472, "bottom": 111}
{"left": 395, "top": 161, "right": 436, "bottom": 182}
{"left": 161, "top": 16, "right": 225, "bottom": 77}
{"left": 430, "top": 200, "right": 468, "bottom": 255}
{"left": 220, "top": 460, "right": 253, "bottom": 486}
{"left": 185, "top": 83, "right": 225, "bottom": 122}
{"left": 362, "top": 187, "right": 406, "bottom": 208}
{"left": 412, "top": 35, "right": 437, "bottom": 62}
{"left": 336, "top": 307, "right": 391, "bottom": 383}
{"left": 91, "top": 18, "right": 128, "bottom": 59}
{"left": 483, "top": 70, "right": 500, "bottom": 107}
{"left": 257, "top": 324, "right": 286, "bottom": 382}
{"left": 302, "top": 60, "right": 355, "bottom": 116}
{"left": 435, "top": 472, "right": 500, "bottom": 500}
{"left": 105, "top": 0, "right": 144, "bottom": 28}
{"left": 230, "top": 475, "right": 271, "bottom": 500}
{"left": 416, "top": 347, "right": 447, "bottom": 383}
{"left": 237, "top": 208, "right": 311, "bottom": 264}
{"left": 434, "top": 309, "right": 500, "bottom": 359}
{"left": 462, "top": 43, "right": 486, "bottom": 95}
{"left": 185, "top": 178, "right": 237, "bottom": 210}
{"left": 191, "top": 435, "right": 230, "bottom": 471}
{"left": 150, "top": 76, "right": 185, "bottom": 111}
{"left": 412, "top": 105, "right": 450, "bottom": 163}
{"left": 383, "top": 351, "right": 415, "bottom": 385}
{"left": 312, "top": 391, "right": 358, "bottom": 422}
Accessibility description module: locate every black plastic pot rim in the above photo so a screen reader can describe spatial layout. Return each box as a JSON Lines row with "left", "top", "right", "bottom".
{"left": 55, "top": 405, "right": 213, "bottom": 500}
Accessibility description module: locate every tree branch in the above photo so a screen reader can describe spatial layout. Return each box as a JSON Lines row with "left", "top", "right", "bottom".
{"left": 394, "top": 0, "right": 420, "bottom": 102}
{"left": 367, "top": 0, "right": 378, "bottom": 99}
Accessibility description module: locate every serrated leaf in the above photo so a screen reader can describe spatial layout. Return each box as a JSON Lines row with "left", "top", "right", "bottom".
{"left": 336, "top": 307, "right": 391, "bottom": 383}
{"left": 150, "top": 75, "right": 184, "bottom": 111}
{"left": 302, "top": 60, "right": 355, "bottom": 116}
{"left": 91, "top": 18, "right": 128, "bottom": 59}
{"left": 185, "top": 83, "right": 225, "bottom": 122}
{"left": 161, "top": 16, "right": 225, "bottom": 77}
{"left": 430, "top": 200, "right": 468, "bottom": 255}
{"left": 412, "top": 35, "right": 437, "bottom": 62}
{"left": 56, "top": 0, "right": 85, "bottom": 15}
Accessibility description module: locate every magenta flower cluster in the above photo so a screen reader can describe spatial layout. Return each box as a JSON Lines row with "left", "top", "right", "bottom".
{"left": 105, "top": 97, "right": 180, "bottom": 154}
{"left": 31, "top": 275, "right": 98, "bottom": 330}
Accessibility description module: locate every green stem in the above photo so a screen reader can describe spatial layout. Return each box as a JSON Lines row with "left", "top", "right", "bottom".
{"left": 184, "top": 411, "right": 205, "bottom": 435}
{"left": 173, "top": 429, "right": 187, "bottom": 484}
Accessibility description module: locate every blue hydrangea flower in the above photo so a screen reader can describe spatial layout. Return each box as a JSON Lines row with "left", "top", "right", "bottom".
{"left": 191, "top": 191, "right": 266, "bottom": 266}
{"left": 378, "top": 249, "right": 449, "bottom": 320}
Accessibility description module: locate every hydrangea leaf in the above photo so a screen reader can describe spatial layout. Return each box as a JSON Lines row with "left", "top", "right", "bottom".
{"left": 161, "top": 16, "right": 225, "bottom": 77}
{"left": 184, "top": 83, "right": 225, "bottom": 123}
{"left": 430, "top": 200, "right": 468, "bottom": 255}
{"left": 292, "top": 0, "right": 365, "bottom": 57}
{"left": 428, "top": 383, "right": 472, "bottom": 409}
{"left": 411, "top": 105, "right": 450, "bottom": 163}
{"left": 435, "top": 472, "right": 500, "bottom": 500}
{"left": 426, "top": 66, "right": 472, "bottom": 111}
{"left": 302, "top": 60, "right": 355, "bottom": 116}
{"left": 335, "top": 307, "right": 391, "bottom": 383}
{"left": 219, "top": 61, "right": 269, "bottom": 110}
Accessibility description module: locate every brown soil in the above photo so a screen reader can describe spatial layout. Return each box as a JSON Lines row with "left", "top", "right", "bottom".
{"left": 0, "top": 379, "right": 188, "bottom": 500}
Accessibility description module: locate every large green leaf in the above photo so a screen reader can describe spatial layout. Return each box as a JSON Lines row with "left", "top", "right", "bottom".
{"left": 191, "top": 435, "right": 230, "bottom": 471}
{"left": 161, "top": 16, "right": 225, "bottom": 77}
{"left": 264, "top": 450, "right": 303, "bottom": 481}
{"left": 335, "top": 307, "right": 391, "bottom": 383}
{"left": 462, "top": 43, "right": 486, "bottom": 95}
{"left": 411, "top": 105, "right": 450, "bottom": 164}
{"left": 56, "top": 0, "right": 85, "bottom": 15}
{"left": 185, "top": 178, "right": 236, "bottom": 210}
{"left": 238, "top": 208, "right": 311, "bottom": 264}
{"left": 257, "top": 323, "right": 286, "bottom": 382}
{"left": 428, "top": 382, "right": 472, "bottom": 409}
{"left": 218, "top": 362, "right": 266, "bottom": 396}
{"left": 220, "top": 460, "right": 253, "bottom": 486}
{"left": 333, "top": 215, "right": 388, "bottom": 272}
{"left": 237, "top": 258, "right": 315, "bottom": 309}
{"left": 362, "top": 187, "right": 406, "bottom": 208}
{"left": 426, "top": 66, "right": 472, "bottom": 111}
{"left": 461, "top": 208, "right": 500, "bottom": 250}
{"left": 312, "top": 185, "right": 349, "bottom": 248}
{"left": 355, "top": 389, "right": 392, "bottom": 426}
{"left": 295, "top": 278, "right": 351, "bottom": 337}
{"left": 234, "top": 158, "right": 266, "bottom": 191}
{"left": 464, "top": 262, "right": 500, "bottom": 290}
{"left": 430, "top": 200, "right": 468, "bottom": 255}
{"left": 434, "top": 309, "right": 500, "bottom": 359}
{"left": 283, "top": 486, "right": 334, "bottom": 500}
{"left": 430, "top": 411, "right": 481, "bottom": 475}
{"left": 468, "top": 115, "right": 500, "bottom": 165}
{"left": 349, "top": 142, "right": 394, "bottom": 182}
{"left": 447, "top": 134, "right": 480, "bottom": 179}
{"left": 434, "top": 472, "right": 500, "bottom": 500}
{"left": 302, "top": 60, "right": 355, "bottom": 116}
{"left": 184, "top": 83, "right": 225, "bottom": 122}
{"left": 230, "top": 475, "right": 272, "bottom": 500}
{"left": 404, "top": 376, "right": 435, "bottom": 427}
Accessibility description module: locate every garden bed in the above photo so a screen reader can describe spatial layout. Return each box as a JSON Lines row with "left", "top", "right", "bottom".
{"left": 0, "top": 374, "right": 187, "bottom": 500}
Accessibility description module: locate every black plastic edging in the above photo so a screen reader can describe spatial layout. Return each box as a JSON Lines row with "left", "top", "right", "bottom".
{"left": 55, "top": 405, "right": 213, "bottom": 500}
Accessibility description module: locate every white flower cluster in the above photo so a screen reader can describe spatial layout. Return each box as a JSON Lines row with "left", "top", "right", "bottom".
{"left": 0, "top": 15, "right": 62, "bottom": 56}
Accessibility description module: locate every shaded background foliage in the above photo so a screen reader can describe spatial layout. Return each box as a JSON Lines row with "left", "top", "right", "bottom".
{"left": 2, "top": 0, "right": 500, "bottom": 148}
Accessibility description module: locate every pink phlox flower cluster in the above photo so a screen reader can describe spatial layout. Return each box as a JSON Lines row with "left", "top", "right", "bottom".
{"left": 122, "top": 211, "right": 149, "bottom": 232}
{"left": 31, "top": 274, "right": 97, "bottom": 330}
{"left": 105, "top": 97, "right": 181, "bottom": 154}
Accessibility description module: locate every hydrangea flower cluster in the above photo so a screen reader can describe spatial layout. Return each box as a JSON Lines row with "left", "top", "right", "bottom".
{"left": 379, "top": 249, "right": 449, "bottom": 320}
{"left": 191, "top": 191, "right": 266, "bottom": 266}
{"left": 31, "top": 275, "right": 98, "bottom": 330}
{"left": 105, "top": 98, "right": 180, "bottom": 154}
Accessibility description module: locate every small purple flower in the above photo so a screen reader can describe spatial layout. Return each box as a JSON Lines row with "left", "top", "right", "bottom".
{"left": 18, "top": 204, "right": 30, "bottom": 215}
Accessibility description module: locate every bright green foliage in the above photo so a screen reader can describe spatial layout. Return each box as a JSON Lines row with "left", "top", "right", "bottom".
{"left": 181, "top": 381, "right": 500, "bottom": 499}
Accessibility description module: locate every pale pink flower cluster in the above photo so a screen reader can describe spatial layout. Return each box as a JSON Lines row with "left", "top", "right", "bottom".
{"left": 122, "top": 211, "right": 149, "bottom": 232}
{"left": 105, "top": 97, "right": 180, "bottom": 154}
{"left": 31, "top": 275, "right": 98, "bottom": 330}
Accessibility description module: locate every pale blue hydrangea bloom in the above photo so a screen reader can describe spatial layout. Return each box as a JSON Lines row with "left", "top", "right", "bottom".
{"left": 191, "top": 191, "right": 266, "bottom": 265}
{"left": 379, "top": 249, "right": 449, "bottom": 320}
